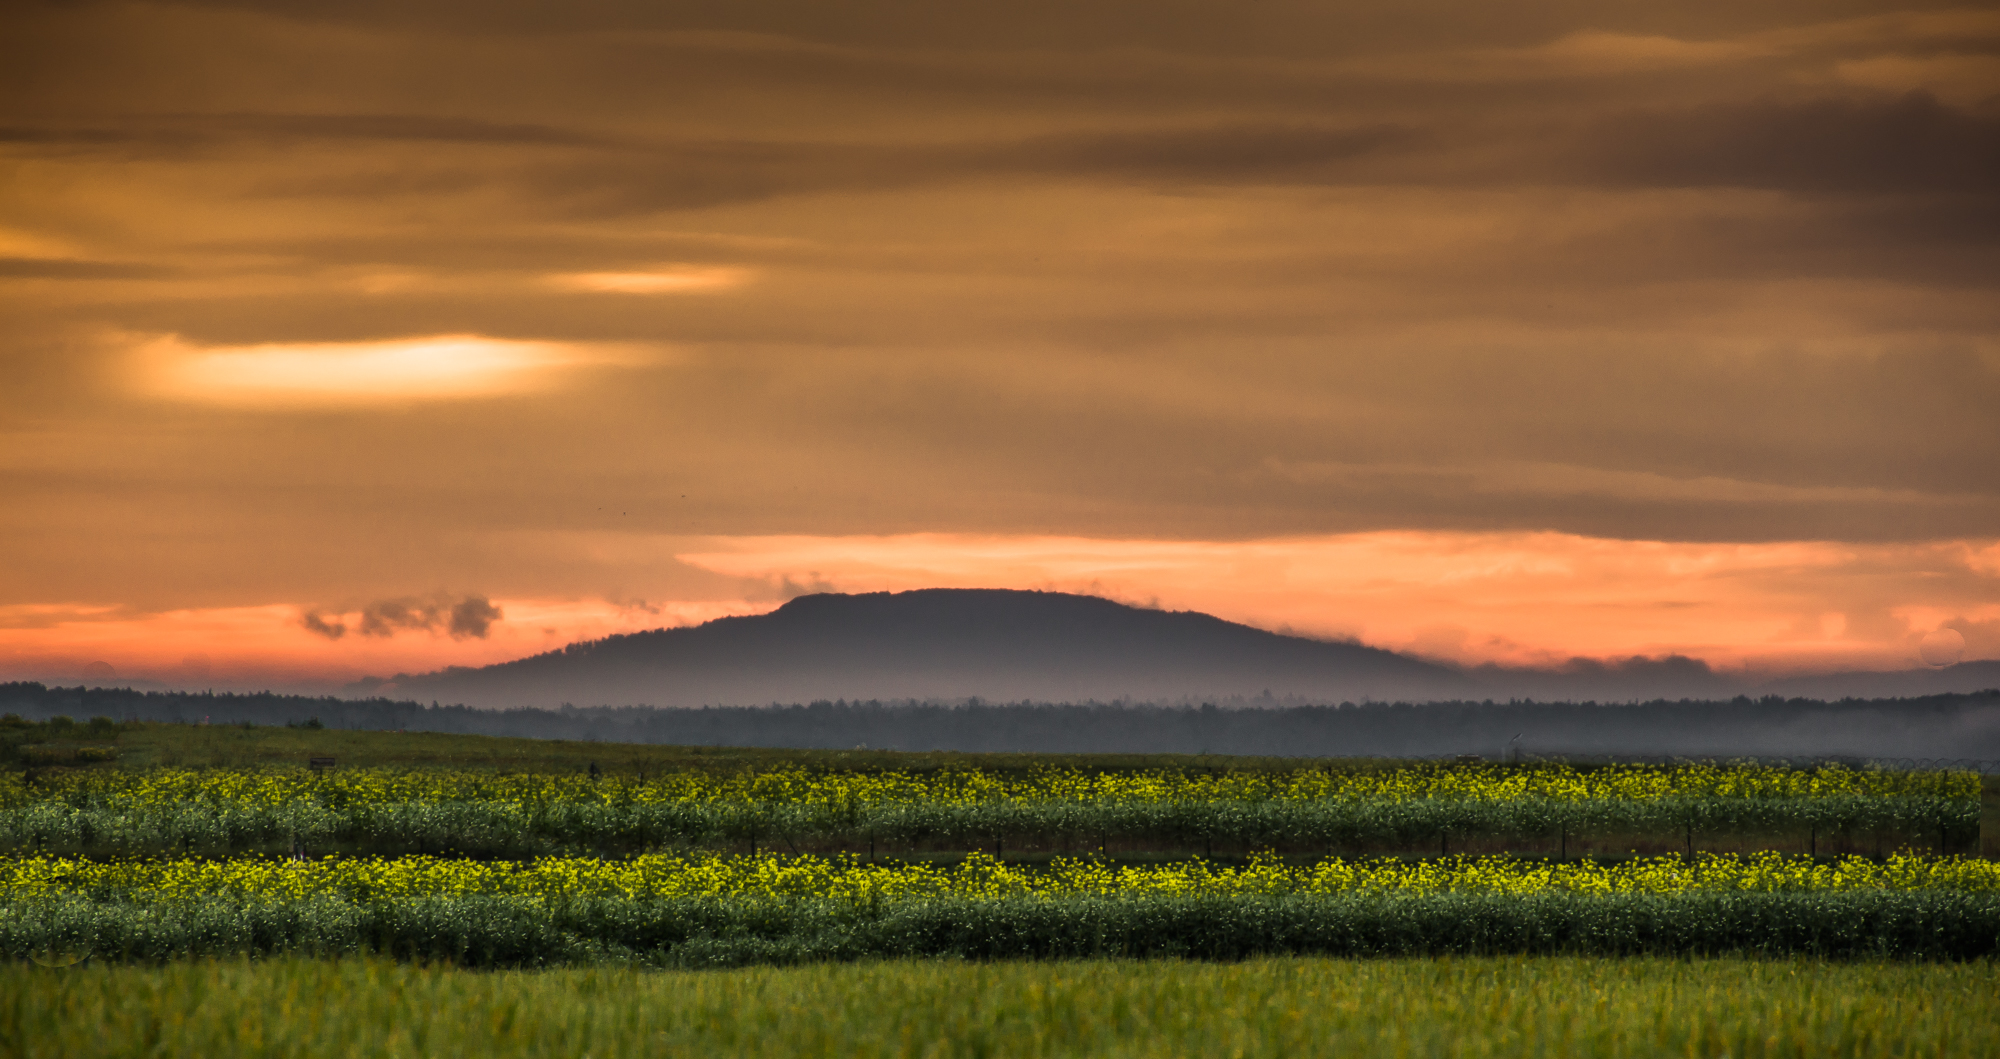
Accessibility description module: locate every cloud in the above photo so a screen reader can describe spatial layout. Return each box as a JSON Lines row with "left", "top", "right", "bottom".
{"left": 546, "top": 266, "right": 752, "bottom": 293}
{"left": 130, "top": 333, "right": 634, "bottom": 407}
{"left": 0, "top": 596, "right": 768, "bottom": 688}
{"left": 357, "top": 599, "right": 443, "bottom": 638}
{"left": 299, "top": 611, "right": 347, "bottom": 640}
{"left": 1574, "top": 92, "right": 2000, "bottom": 195}
{"left": 0, "top": 113, "right": 604, "bottom": 157}
{"left": 1833, "top": 54, "right": 2000, "bottom": 108}
{"left": 0, "top": 257, "right": 172, "bottom": 280}
{"left": 2, "top": 0, "right": 1995, "bottom": 669}
{"left": 448, "top": 596, "right": 503, "bottom": 638}
{"left": 336, "top": 594, "right": 506, "bottom": 640}
{"left": 1331, "top": 30, "right": 1776, "bottom": 83}
{"left": 998, "top": 123, "right": 1418, "bottom": 183}
{"left": 158, "top": 119, "right": 1427, "bottom": 218}
{"left": 673, "top": 531, "right": 2000, "bottom": 672}
{"left": 300, "top": 595, "right": 506, "bottom": 641}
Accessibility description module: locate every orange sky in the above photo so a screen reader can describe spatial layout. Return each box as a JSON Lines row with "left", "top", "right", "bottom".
{"left": 6, "top": 531, "right": 1993, "bottom": 689}
{"left": 2, "top": 2, "right": 1996, "bottom": 692}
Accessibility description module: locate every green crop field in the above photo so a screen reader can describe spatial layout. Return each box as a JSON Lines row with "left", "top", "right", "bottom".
{"left": 2, "top": 714, "right": 1327, "bottom": 774}
{"left": 7, "top": 955, "right": 1998, "bottom": 1058}
{"left": 5, "top": 716, "right": 1999, "bottom": 1054}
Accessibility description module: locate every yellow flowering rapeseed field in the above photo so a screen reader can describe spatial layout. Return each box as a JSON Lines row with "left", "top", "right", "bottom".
{"left": 1, "top": 761, "right": 1974, "bottom": 811}
{"left": 4, "top": 850, "right": 1993, "bottom": 906}
{"left": 3, "top": 760, "right": 1991, "bottom": 963}
{"left": 1, "top": 761, "right": 1977, "bottom": 859}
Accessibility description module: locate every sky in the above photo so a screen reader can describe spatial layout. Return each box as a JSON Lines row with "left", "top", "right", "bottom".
{"left": 2, "top": 0, "right": 1996, "bottom": 691}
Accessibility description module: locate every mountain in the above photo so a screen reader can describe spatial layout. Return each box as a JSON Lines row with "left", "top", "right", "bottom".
{"left": 357, "top": 588, "right": 1998, "bottom": 710}
{"left": 370, "top": 589, "right": 1478, "bottom": 708}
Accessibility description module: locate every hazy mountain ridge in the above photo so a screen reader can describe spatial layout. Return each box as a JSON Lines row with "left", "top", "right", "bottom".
{"left": 352, "top": 589, "right": 1999, "bottom": 709}
{"left": 368, "top": 589, "right": 1472, "bottom": 707}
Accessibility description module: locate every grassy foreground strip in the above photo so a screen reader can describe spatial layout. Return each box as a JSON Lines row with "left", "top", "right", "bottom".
{"left": 6, "top": 955, "right": 1998, "bottom": 1058}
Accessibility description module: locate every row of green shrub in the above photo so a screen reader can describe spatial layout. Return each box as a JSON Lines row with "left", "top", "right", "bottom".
{"left": 0, "top": 795, "right": 1974, "bottom": 857}
{"left": 0, "top": 716, "right": 121, "bottom": 769}
{"left": 7, "top": 891, "right": 1996, "bottom": 966}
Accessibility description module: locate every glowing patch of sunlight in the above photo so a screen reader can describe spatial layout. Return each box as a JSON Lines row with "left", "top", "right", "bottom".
{"left": 549, "top": 266, "right": 751, "bottom": 294}
{"left": 136, "top": 334, "right": 603, "bottom": 406}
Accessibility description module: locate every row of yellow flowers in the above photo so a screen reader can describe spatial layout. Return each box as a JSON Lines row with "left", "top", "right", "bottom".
{"left": 3, "top": 850, "right": 1993, "bottom": 904}
{"left": 2, "top": 762, "right": 1975, "bottom": 811}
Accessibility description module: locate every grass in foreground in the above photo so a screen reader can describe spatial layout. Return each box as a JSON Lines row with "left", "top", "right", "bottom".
{"left": 6, "top": 955, "right": 1997, "bottom": 1058}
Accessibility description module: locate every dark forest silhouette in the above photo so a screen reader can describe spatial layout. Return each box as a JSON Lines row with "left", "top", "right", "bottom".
{"left": 7, "top": 682, "right": 1997, "bottom": 762}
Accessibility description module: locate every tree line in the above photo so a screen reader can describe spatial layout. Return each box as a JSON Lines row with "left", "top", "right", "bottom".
{"left": 4, "top": 682, "right": 1997, "bottom": 761}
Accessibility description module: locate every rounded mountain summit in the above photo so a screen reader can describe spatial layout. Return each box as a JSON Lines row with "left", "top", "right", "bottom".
{"left": 367, "top": 589, "right": 1475, "bottom": 708}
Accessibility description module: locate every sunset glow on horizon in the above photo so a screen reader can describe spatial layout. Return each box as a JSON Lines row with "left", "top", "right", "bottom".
{"left": 4, "top": 1, "right": 1995, "bottom": 699}
{"left": 5, "top": 530, "right": 1994, "bottom": 691}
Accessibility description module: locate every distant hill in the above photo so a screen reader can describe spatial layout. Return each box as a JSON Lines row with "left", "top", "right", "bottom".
{"left": 1757, "top": 661, "right": 2000, "bottom": 701}
{"left": 366, "top": 589, "right": 1478, "bottom": 708}
{"left": 349, "top": 588, "right": 1998, "bottom": 710}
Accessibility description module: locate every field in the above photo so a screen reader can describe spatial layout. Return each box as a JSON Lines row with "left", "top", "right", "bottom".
{"left": 7, "top": 955, "right": 1999, "bottom": 1058}
{"left": 3, "top": 717, "right": 1994, "bottom": 964}
{"left": 5, "top": 716, "right": 1999, "bottom": 1054}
